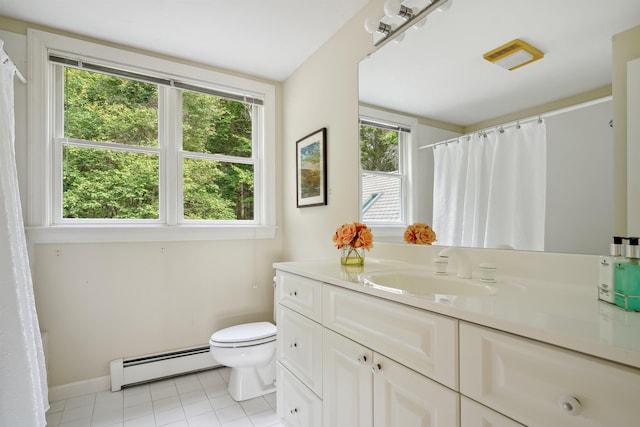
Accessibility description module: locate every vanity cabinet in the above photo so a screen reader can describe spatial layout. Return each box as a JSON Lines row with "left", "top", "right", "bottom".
{"left": 459, "top": 322, "right": 640, "bottom": 426}
{"left": 276, "top": 270, "right": 460, "bottom": 427}
{"left": 275, "top": 267, "right": 640, "bottom": 426}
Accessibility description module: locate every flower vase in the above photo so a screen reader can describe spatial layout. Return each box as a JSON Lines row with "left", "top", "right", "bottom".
{"left": 341, "top": 245, "right": 365, "bottom": 266}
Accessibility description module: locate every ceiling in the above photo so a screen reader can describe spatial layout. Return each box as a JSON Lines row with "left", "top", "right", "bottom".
{"left": 359, "top": 0, "right": 640, "bottom": 127}
{"left": 0, "top": 0, "right": 369, "bottom": 82}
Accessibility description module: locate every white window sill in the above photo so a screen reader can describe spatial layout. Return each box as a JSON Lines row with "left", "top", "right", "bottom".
{"left": 25, "top": 225, "right": 278, "bottom": 244}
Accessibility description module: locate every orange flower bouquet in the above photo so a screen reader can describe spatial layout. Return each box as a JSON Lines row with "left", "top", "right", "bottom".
{"left": 404, "top": 223, "right": 437, "bottom": 245}
{"left": 333, "top": 222, "right": 373, "bottom": 266}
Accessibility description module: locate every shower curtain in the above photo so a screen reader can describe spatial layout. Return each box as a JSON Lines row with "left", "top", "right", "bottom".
{"left": 0, "top": 45, "right": 49, "bottom": 425}
{"left": 432, "top": 121, "right": 546, "bottom": 251}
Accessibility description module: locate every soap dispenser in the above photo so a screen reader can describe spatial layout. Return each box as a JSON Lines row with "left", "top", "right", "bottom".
{"left": 599, "top": 236, "right": 625, "bottom": 304}
{"left": 614, "top": 237, "right": 640, "bottom": 311}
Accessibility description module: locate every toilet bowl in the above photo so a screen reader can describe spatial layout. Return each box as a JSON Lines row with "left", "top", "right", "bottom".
{"left": 209, "top": 321, "right": 277, "bottom": 401}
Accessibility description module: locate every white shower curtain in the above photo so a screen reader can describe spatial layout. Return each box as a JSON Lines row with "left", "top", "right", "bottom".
{"left": 432, "top": 121, "right": 546, "bottom": 251}
{"left": 0, "top": 44, "right": 49, "bottom": 426}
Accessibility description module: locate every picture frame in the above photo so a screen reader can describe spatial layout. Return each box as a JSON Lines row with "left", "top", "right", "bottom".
{"left": 296, "top": 127, "right": 327, "bottom": 208}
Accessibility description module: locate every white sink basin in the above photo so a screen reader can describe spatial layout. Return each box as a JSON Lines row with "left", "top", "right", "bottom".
{"left": 360, "top": 269, "right": 496, "bottom": 297}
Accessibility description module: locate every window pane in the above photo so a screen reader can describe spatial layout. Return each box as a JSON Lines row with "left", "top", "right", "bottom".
{"left": 64, "top": 68, "right": 158, "bottom": 146}
{"left": 361, "top": 172, "right": 402, "bottom": 223}
{"left": 360, "top": 125, "right": 398, "bottom": 172}
{"left": 63, "top": 146, "right": 159, "bottom": 219}
{"left": 182, "top": 91, "right": 253, "bottom": 157}
{"left": 183, "top": 158, "right": 254, "bottom": 220}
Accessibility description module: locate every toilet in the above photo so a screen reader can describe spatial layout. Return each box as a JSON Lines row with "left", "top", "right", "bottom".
{"left": 209, "top": 321, "right": 277, "bottom": 401}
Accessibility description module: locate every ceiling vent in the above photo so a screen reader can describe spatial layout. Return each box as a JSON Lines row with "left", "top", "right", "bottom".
{"left": 483, "top": 39, "right": 544, "bottom": 71}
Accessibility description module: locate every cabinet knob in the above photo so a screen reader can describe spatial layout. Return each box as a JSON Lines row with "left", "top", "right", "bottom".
{"left": 558, "top": 396, "right": 582, "bottom": 416}
{"left": 290, "top": 342, "right": 298, "bottom": 349}
{"left": 289, "top": 291, "right": 297, "bottom": 297}
{"left": 371, "top": 363, "right": 382, "bottom": 374}
{"left": 357, "top": 355, "right": 368, "bottom": 365}
{"left": 289, "top": 408, "right": 298, "bottom": 415}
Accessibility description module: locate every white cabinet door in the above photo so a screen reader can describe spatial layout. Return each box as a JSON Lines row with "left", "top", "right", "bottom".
{"left": 373, "top": 353, "right": 460, "bottom": 427}
{"left": 323, "top": 285, "right": 459, "bottom": 390}
{"left": 323, "top": 328, "right": 373, "bottom": 427}
{"left": 277, "top": 362, "right": 322, "bottom": 427}
{"left": 460, "top": 397, "right": 523, "bottom": 427}
{"left": 460, "top": 322, "right": 640, "bottom": 426}
{"left": 277, "top": 305, "right": 323, "bottom": 397}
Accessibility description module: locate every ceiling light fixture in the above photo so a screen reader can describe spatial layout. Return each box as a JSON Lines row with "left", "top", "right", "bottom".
{"left": 483, "top": 39, "right": 544, "bottom": 71}
{"left": 365, "top": 0, "right": 453, "bottom": 49}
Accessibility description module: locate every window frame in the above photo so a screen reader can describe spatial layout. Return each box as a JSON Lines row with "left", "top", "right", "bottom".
{"left": 359, "top": 105, "right": 417, "bottom": 238}
{"left": 26, "top": 29, "right": 276, "bottom": 243}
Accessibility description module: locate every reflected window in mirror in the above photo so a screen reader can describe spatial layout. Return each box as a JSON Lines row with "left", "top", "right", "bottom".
{"left": 359, "top": 118, "right": 409, "bottom": 225}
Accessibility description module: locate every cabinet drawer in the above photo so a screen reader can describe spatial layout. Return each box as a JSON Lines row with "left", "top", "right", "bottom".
{"left": 461, "top": 397, "right": 523, "bottom": 427}
{"left": 277, "top": 362, "right": 322, "bottom": 427}
{"left": 323, "top": 285, "right": 458, "bottom": 390}
{"left": 277, "top": 305, "right": 323, "bottom": 397}
{"left": 277, "top": 271, "right": 322, "bottom": 322}
{"left": 460, "top": 322, "right": 640, "bottom": 426}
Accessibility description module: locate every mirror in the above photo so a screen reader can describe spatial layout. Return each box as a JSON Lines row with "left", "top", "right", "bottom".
{"left": 359, "top": 0, "right": 640, "bottom": 255}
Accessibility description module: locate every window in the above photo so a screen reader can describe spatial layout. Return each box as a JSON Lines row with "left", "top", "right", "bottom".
{"left": 27, "top": 30, "right": 275, "bottom": 242}
{"left": 181, "top": 91, "right": 256, "bottom": 221}
{"left": 359, "top": 118, "right": 409, "bottom": 224}
{"left": 59, "top": 67, "right": 161, "bottom": 220}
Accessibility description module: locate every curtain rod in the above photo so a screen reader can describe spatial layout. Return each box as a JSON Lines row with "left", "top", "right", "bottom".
{"left": 419, "top": 95, "right": 612, "bottom": 150}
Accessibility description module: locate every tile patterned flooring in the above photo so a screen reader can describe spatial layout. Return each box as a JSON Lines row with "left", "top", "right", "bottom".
{"left": 45, "top": 368, "right": 283, "bottom": 427}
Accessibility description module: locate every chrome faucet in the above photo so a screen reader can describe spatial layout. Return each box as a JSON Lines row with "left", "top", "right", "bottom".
{"left": 438, "top": 247, "right": 472, "bottom": 278}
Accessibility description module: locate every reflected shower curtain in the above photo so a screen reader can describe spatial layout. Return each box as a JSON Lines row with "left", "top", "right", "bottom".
{"left": 0, "top": 50, "right": 49, "bottom": 425}
{"left": 432, "top": 121, "right": 546, "bottom": 251}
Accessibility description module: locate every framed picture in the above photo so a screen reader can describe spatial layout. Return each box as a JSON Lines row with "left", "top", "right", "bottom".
{"left": 296, "top": 127, "right": 327, "bottom": 208}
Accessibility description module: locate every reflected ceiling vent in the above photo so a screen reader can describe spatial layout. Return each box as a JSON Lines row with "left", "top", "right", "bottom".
{"left": 483, "top": 39, "right": 544, "bottom": 71}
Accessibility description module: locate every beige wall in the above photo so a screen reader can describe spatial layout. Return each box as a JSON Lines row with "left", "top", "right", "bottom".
{"left": 0, "top": 19, "right": 285, "bottom": 387}
{"left": 281, "top": 0, "right": 383, "bottom": 261}
{"left": 33, "top": 240, "right": 279, "bottom": 386}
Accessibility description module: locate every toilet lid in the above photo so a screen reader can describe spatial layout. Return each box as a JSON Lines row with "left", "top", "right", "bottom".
{"left": 210, "top": 321, "right": 276, "bottom": 344}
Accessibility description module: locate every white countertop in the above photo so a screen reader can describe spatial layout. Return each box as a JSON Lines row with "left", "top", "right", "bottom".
{"left": 273, "top": 259, "right": 640, "bottom": 370}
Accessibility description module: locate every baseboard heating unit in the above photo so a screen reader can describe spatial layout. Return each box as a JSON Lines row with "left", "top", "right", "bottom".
{"left": 110, "top": 345, "right": 219, "bottom": 391}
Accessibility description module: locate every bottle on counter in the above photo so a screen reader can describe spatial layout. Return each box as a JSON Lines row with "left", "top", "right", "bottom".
{"left": 614, "top": 237, "right": 640, "bottom": 311}
{"left": 599, "top": 236, "right": 625, "bottom": 304}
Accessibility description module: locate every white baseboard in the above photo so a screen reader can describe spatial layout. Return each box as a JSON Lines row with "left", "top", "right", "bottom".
{"left": 48, "top": 375, "right": 111, "bottom": 402}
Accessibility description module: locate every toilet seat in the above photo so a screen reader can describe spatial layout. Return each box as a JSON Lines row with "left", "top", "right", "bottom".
{"left": 209, "top": 321, "right": 276, "bottom": 348}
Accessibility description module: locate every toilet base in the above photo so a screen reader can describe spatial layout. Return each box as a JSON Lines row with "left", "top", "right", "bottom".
{"left": 227, "top": 356, "right": 276, "bottom": 401}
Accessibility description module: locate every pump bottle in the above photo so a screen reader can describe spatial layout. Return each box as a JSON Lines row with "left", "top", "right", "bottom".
{"left": 614, "top": 237, "right": 640, "bottom": 311}
{"left": 599, "top": 236, "right": 625, "bottom": 304}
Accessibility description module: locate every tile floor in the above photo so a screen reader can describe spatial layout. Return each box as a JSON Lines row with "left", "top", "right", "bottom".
{"left": 45, "top": 368, "right": 283, "bottom": 427}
